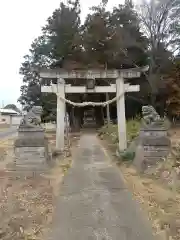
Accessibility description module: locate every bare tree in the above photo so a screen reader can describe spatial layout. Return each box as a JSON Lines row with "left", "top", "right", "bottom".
{"left": 137, "top": 0, "right": 180, "bottom": 104}
{"left": 138, "top": 0, "right": 180, "bottom": 52}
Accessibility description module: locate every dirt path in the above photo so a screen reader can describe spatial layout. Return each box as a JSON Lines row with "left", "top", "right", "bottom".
{"left": 48, "top": 133, "right": 154, "bottom": 240}
{"left": 0, "top": 127, "right": 17, "bottom": 139}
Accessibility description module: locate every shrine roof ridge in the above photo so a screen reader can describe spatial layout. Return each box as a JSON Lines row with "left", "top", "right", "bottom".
{"left": 36, "top": 66, "right": 149, "bottom": 79}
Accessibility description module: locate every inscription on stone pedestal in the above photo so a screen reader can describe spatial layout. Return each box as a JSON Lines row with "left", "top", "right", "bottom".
{"left": 140, "top": 130, "right": 167, "bottom": 138}
{"left": 14, "top": 143, "right": 50, "bottom": 170}
{"left": 14, "top": 128, "right": 51, "bottom": 170}
{"left": 134, "top": 127, "right": 171, "bottom": 172}
{"left": 15, "top": 147, "right": 46, "bottom": 164}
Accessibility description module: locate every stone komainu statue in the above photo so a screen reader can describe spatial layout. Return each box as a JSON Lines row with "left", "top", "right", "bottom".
{"left": 142, "top": 105, "right": 161, "bottom": 126}
{"left": 20, "top": 106, "right": 43, "bottom": 128}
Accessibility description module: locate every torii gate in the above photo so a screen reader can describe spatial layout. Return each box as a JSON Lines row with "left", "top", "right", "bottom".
{"left": 39, "top": 66, "right": 148, "bottom": 151}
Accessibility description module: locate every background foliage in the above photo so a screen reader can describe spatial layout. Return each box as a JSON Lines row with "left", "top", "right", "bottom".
{"left": 18, "top": 0, "right": 180, "bottom": 124}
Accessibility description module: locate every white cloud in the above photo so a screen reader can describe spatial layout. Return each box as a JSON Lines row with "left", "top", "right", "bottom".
{"left": 0, "top": 0, "right": 123, "bottom": 107}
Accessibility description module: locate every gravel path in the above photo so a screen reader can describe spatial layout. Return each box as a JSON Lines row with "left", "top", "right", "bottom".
{"left": 49, "top": 133, "right": 154, "bottom": 240}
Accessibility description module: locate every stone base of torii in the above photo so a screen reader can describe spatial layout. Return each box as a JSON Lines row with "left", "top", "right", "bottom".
{"left": 39, "top": 67, "right": 148, "bottom": 152}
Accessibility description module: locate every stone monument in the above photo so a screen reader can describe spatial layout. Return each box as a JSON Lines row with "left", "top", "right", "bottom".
{"left": 134, "top": 105, "right": 171, "bottom": 172}
{"left": 14, "top": 106, "right": 51, "bottom": 171}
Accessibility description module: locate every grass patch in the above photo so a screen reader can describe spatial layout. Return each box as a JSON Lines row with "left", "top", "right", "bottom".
{"left": 98, "top": 118, "right": 140, "bottom": 144}
{"left": 98, "top": 119, "right": 140, "bottom": 161}
{"left": 126, "top": 119, "right": 141, "bottom": 143}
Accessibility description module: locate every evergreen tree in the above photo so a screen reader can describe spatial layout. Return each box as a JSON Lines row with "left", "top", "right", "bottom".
{"left": 42, "top": 0, "right": 82, "bottom": 62}
{"left": 18, "top": 0, "right": 82, "bottom": 118}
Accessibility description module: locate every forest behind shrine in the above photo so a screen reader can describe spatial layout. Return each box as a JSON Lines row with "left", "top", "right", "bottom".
{"left": 18, "top": 0, "right": 180, "bottom": 125}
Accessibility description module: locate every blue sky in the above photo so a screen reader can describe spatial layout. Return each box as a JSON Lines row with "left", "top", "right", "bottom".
{"left": 0, "top": 0, "right": 122, "bottom": 108}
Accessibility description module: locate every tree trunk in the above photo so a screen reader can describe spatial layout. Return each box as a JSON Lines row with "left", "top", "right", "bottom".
{"left": 95, "top": 107, "right": 104, "bottom": 127}
{"left": 150, "top": 93, "right": 157, "bottom": 108}
{"left": 106, "top": 93, "right": 110, "bottom": 125}
{"left": 70, "top": 107, "right": 79, "bottom": 132}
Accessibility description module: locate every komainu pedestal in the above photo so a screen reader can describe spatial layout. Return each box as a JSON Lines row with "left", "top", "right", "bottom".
{"left": 14, "top": 106, "right": 51, "bottom": 171}
{"left": 134, "top": 106, "right": 171, "bottom": 172}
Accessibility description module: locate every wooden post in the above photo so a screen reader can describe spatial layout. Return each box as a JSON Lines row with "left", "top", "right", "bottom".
{"left": 101, "top": 106, "right": 105, "bottom": 125}
{"left": 56, "top": 78, "right": 65, "bottom": 150}
{"left": 106, "top": 93, "right": 110, "bottom": 125}
{"left": 116, "top": 77, "right": 127, "bottom": 151}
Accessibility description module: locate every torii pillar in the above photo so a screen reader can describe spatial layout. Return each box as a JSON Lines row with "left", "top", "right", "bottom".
{"left": 56, "top": 78, "right": 65, "bottom": 151}
{"left": 116, "top": 77, "right": 127, "bottom": 151}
